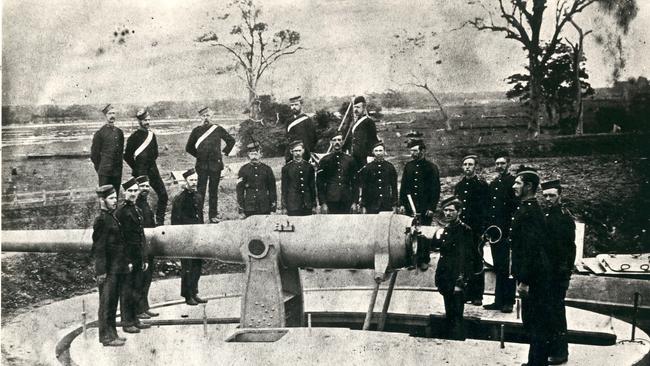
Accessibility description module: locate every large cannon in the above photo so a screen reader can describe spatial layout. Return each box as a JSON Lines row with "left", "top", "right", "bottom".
{"left": 2, "top": 212, "right": 439, "bottom": 329}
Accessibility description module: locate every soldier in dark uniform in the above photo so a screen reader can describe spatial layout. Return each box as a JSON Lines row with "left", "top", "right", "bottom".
{"left": 541, "top": 179, "right": 576, "bottom": 365}
{"left": 358, "top": 141, "right": 398, "bottom": 214}
{"left": 483, "top": 152, "right": 518, "bottom": 313}
{"left": 124, "top": 109, "right": 168, "bottom": 225}
{"left": 236, "top": 142, "right": 277, "bottom": 217}
{"left": 185, "top": 106, "right": 236, "bottom": 223}
{"left": 285, "top": 96, "right": 317, "bottom": 162}
{"left": 398, "top": 139, "right": 441, "bottom": 225}
{"left": 91, "top": 104, "right": 124, "bottom": 194}
{"left": 511, "top": 167, "right": 552, "bottom": 366}
{"left": 453, "top": 154, "right": 489, "bottom": 306}
{"left": 317, "top": 133, "right": 358, "bottom": 214}
{"left": 92, "top": 185, "right": 127, "bottom": 346}
{"left": 171, "top": 168, "right": 207, "bottom": 306}
{"left": 433, "top": 196, "right": 474, "bottom": 340}
{"left": 281, "top": 141, "right": 317, "bottom": 216}
{"left": 342, "top": 96, "right": 379, "bottom": 169}
{"left": 133, "top": 175, "right": 159, "bottom": 320}
{"left": 115, "top": 178, "right": 151, "bottom": 333}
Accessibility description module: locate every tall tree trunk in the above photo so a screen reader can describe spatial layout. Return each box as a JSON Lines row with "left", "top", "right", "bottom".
{"left": 248, "top": 88, "right": 258, "bottom": 120}
{"left": 528, "top": 58, "right": 543, "bottom": 138}
{"left": 574, "top": 49, "right": 584, "bottom": 135}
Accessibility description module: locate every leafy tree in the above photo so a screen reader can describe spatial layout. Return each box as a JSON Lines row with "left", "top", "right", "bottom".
{"left": 196, "top": 0, "right": 303, "bottom": 118}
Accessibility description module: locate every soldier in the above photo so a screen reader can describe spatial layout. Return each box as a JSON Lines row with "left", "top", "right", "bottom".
{"left": 453, "top": 154, "right": 489, "bottom": 306}
{"left": 433, "top": 196, "right": 473, "bottom": 340}
{"left": 236, "top": 142, "right": 277, "bottom": 217}
{"left": 92, "top": 184, "right": 127, "bottom": 346}
{"left": 285, "top": 96, "right": 317, "bottom": 162}
{"left": 398, "top": 139, "right": 441, "bottom": 225}
{"left": 124, "top": 109, "right": 168, "bottom": 225}
{"left": 134, "top": 175, "right": 159, "bottom": 320}
{"left": 281, "top": 141, "right": 317, "bottom": 216}
{"left": 317, "top": 133, "right": 358, "bottom": 214}
{"left": 115, "top": 178, "right": 151, "bottom": 333}
{"left": 342, "top": 96, "right": 379, "bottom": 169}
{"left": 483, "top": 152, "right": 518, "bottom": 313}
{"left": 358, "top": 141, "right": 398, "bottom": 214}
{"left": 185, "top": 106, "right": 236, "bottom": 223}
{"left": 91, "top": 104, "right": 124, "bottom": 194}
{"left": 541, "top": 179, "right": 576, "bottom": 365}
{"left": 511, "top": 167, "right": 552, "bottom": 366}
{"left": 171, "top": 168, "right": 207, "bottom": 306}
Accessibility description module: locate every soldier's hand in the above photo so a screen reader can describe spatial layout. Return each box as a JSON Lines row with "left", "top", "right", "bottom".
{"left": 311, "top": 206, "right": 318, "bottom": 214}
{"left": 453, "top": 285, "right": 463, "bottom": 293}
{"left": 350, "top": 203, "right": 358, "bottom": 213}
{"left": 517, "top": 283, "right": 529, "bottom": 297}
{"left": 96, "top": 274, "right": 107, "bottom": 285}
{"left": 128, "top": 263, "right": 133, "bottom": 272}
{"left": 281, "top": 208, "right": 287, "bottom": 215}
{"left": 361, "top": 207, "right": 367, "bottom": 214}
{"left": 321, "top": 203, "right": 329, "bottom": 214}
{"left": 142, "top": 262, "right": 149, "bottom": 271}
{"left": 398, "top": 206, "right": 406, "bottom": 215}
{"left": 425, "top": 209, "right": 435, "bottom": 219}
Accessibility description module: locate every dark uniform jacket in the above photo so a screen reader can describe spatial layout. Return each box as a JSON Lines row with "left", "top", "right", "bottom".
{"left": 281, "top": 160, "right": 316, "bottom": 212}
{"left": 92, "top": 209, "right": 129, "bottom": 275}
{"left": 171, "top": 189, "right": 204, "bottom": 225}
{"left": 124, "top": 128, "right": 159, "bottom": 176}
{"left": 400, "top": 158, "right": 441, "bottom": 216}
{"left": 91, "top": 124, "right": 124, "bottom": 176}
{"left": 136, "top": 195, "right": 156, "bottom": 228}
{"left": 286, "top": 113, "right": 317, "bottom": 161}
{"left": 487, "top": 173, "right": 517, "bottom": 233}
{"left": 317, "top": 151, "right": 357, "bottom": 205}
{"left": 454, "top": 175, "right": 489, "bottom": 233}
{"left": 185, "top": 123, "right": 236, "bottom": 173}
{"left": 544, "top": 205, "right": 576, "bottom": 282}
{"left": 236, "top": 162, "right": 277, "bottom": 214}
{"left": 115, "top": 201, "right": 146, "bottom": 266}
{"left": 358, "top": 159, "right": 398, "bottom": 212}
{"left": 510, "top": 198, "right": 550, "bottom": 286}
{"left": 343, "top": 116, "right": 379, "bottom": 166}
{"left": 434, "top": 219, "right": 474, "bottom": 294}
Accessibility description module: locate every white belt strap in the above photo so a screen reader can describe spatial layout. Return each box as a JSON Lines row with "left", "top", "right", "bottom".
{"left": 134, "top": 131, "right": 154, "bottom": 159}
{"left": 351, "top": 116, "right": 368, "bottom": 134}
{"left": 287, "top": 115, "right": 309, "bottom": 132}
{"left": 195, "top": 125, "right": 218, "bottom": 149}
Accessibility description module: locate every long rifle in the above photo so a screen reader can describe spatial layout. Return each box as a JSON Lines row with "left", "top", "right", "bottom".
{"left": 329, "top": 98, "right": 353, "bottom": 154}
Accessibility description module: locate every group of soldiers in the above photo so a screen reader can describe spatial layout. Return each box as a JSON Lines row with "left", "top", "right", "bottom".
{"left": 90, "top": 96, "right": 577, "bottom": 366}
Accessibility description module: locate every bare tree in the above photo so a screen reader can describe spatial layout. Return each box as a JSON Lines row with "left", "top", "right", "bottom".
{"left": 196, "top": 0, "right": 303, "bottom": 118}
{"left": 462, "top": 0, "right": 637, "bottom": 138}
{"left": 566, "top": 19, "right": 592, "bottom": 134}
{"left": 389, "top": 29, "right": 451, "bottom": 130}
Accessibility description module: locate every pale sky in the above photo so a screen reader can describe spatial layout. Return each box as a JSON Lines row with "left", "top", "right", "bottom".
{"left": 2, "top": 0, "right": 649, "bottom": 106}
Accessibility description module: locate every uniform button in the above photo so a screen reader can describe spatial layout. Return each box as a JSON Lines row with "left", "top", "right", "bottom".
{"left": 492, "top": 206, "right": 496, "bottom": 208}
{"left": 493, "top": 196, "right": 497, "bottom": 199}
{"left": 464, "top": 190, "right": 468, "bottom": 193}
{"left": 378, "top": 179, "right": 382, "bottom": 182}
{"left": 301, "top": 184, "right": 304, "bottom": 186}
{"left": 495, "top": 187, "right": 499, "bottom": 190}
{"left": 414, "top": 178, "right": 418, "bottom": 181}
{"left": 414, "top": 185, "right": 418, "bottom": 188}
{"left": 380, "top": 194, "right": 383, "bottom": 197}
{"left": 378, "top": 186, "right": 382, "bottom": 189}
{"left": 414, "top": 193, "right": 418, "bottom": 196}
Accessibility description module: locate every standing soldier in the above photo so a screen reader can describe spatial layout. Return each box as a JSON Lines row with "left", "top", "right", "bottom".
{"left": 92, "top": 184, "right": 127, "bottom": 346}
{"left": 453, "top": 154, "right": 489, "bottom": 306}
{"left": 185, "top": 106, "right": 236, "bottom": 223}
{"left": 358, "top": 141, "right": 398, "bottom": 214}
{"left": 317, "top": 133, "right": 357, "bottom": 214}
{"left": 433, "top": 196, "right": 473, "bottom": 340}
{"left": 115, "top": 178, "right": 151, "bottom": 333}
{"left": 124, "top": 109, "right": 168, "bottom": 225}
{"left": 399, "top": 139, "right": 441, "bottom": 225}
{"left": 511, "top": 167, "right": 551, "bottom": 366}
{"left": 483, "top": 152, "right": 518, "bottom": 313}
{"left": 541, "top": 179, "right": 576, "bottom": 365}
{"left": 343, "top": 96, "right": 379, "bottom": 169}
{"left": 171, "top": 168, "right": 207, "bottom": 306}
{"left": 286, "top": 96, "right": 317, "bottom": 162}
{"left": 134, "top": 175, "right": 159, "bottom": 320}
{"left": 91, "top": 104, "right": 124, "bottom": 194}
{"left": 281, "top": 141, "right": 317, "bottom": 216}
{"left": 236, "top": 142, "right": 277, "bottom": 217}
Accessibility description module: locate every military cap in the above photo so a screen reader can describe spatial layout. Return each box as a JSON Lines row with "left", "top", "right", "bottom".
{"left": 440, "top": 196, "right": 463, "bottom": 209}
{"left": 198, "top": 106, "right": 210, "bottom": 116}
{"left": 372, "top": 140, "right": 385, "bottom": 149}
{"left": 246, "top": 141, "right": 261, "bottom": 152}
{"left": 353, "top": 95, "right": 366, "bottom": 105}
{"left": 541, "top": 179, "right": 561, "bottom": 191}
{"left": 331, "top": 132, "right": 344, "bottom": 140}
{"left": 515, "top": 165, "right": 539, "bottom": 178}
{"left": 182, "top": 168, "right": 196, "bottom": 179}
{"left": 122, "top": 177, "right": 138, "bottom": 190}
{"left": 96, "top": 184, "right": 116, "bottom": 198}
{"left": 136, "top": 109, "right": 149, "bottom": 120}
{"left": 289, "top": 140, "right": 304, "bottom": 150}
{"left": 462, "top": 154, "right": 478, "bottom": 164}
{"left": 101, "top": 104, "right": 114, "bottom": 114}
{"left": 135, "top": 175, "right": 149, "bottom": 184}
{"left": 289, "top": 96, "right": 302, "bottom": 103}
{"left": 407, "top": 138, "right": 426, "bottom": 150}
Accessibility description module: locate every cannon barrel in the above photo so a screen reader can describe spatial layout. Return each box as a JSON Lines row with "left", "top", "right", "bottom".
{"left": 2, "top": 213, "right": 438, "bottom": 270}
